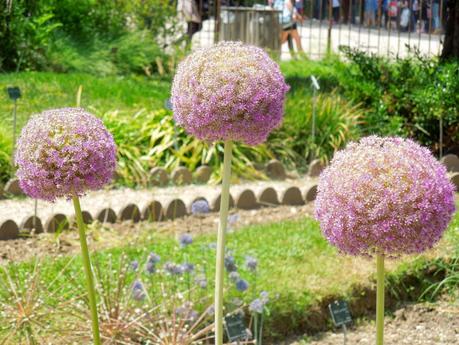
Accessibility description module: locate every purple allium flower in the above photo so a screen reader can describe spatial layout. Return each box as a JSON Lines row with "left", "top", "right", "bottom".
{"left": 224, "top": 255, "right": 237, "bottom": 272}
{"left": 195, "top": 276, "right": 208, "bottom": 289}
{"left": 235, "top": 279, "right": 249, "bottom": 292}
{"left": 315, "top": 136, "right": 456, "bottom": 257}
{"left": 245, "top": 256, "right": 258, "bottom": 271}
{"left": 171, "top": 41, "right": 289, "bottom": 146}
{"left": 131, "top": 280, "right": 146, "bottom": 301}
{"left": 15, "top": 108, "right": 116, "bottom": 201}
{"left": 130, "top": 260, "right": 139, "bottom": 271}
{"left": 179, "top": 233, "right": 193, "bottom": 248}
{"left": 191, "top": 199, "right": 210, "bottom": 215}
{"left": 164, "top": 262, "right": 184, "bottom": 275}
{"left": 229, "top": 271, "right": 240, "bottom": 282}
{"left": 181, "top": 262, "right": 195, "bottom": 273}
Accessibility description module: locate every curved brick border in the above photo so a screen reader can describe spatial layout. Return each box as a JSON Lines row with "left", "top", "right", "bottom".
{"left": 441, "top": 154, "right": 459, "bottom": 173}
{"left": 235, "top": 189, "right": 259, "bottom": 210}
{"left": 96, "top": 208, "right": 117, "bottom": 223}
{"left": 280, "top": 186, "right": 305, "bottom": 206}
{"left": 150, "top": 167, "right": 169, "bottom": 186}
{"left": 211, "top": 192, "right": 235, "bottom": 212}
{"left": 194, "top": 166, "right": 212, "bottom": 184}
{"left": 142, "top": 200, "right": 164, "bottom": 222}
{"left": 20, "top": 215, "right": 44, "bottom": 234}
{"left": 0, "top": 220, "right": 19, "bottom": 240}
{"left": 0, "top": 179, "right": 328, "bottom": 240}
{"left": 257, "top": 187, "right": 279, "bottom": 206}
{"left": 119, "top": 204, "right": 141, "bottom": 222}
{"left": 5, "top": 178, "right": 24, "bottom": 196}
{"left": 450, "top": 173, "right": 459, "bottom": 190}
{"left": 45, "top": 214, "right": 69, "bottom": 233}
{"left": 165, "top": 199, "right": 187, "bottom": 219}
{"left": 304, "top": 185, "right": 318, "bottom": 203}
{"left": 171, "top": 167, "right": 192, "bottom": 185}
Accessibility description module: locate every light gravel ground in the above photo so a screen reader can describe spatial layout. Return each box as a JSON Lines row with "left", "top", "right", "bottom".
{"left": 289, "top": 301, "right": 459, "bottom": 345}
{"left": 193, "top": 19, "right": 442, "bottom": 59}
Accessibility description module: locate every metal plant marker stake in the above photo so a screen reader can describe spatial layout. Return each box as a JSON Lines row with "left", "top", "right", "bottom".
{"left": 310, "top": 76, "right": 320, "bottom": 162}
{"left": 328, "top": 300, "right": 352, "bottom": 345}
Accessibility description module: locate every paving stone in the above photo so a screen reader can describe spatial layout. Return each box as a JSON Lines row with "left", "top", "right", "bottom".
{"left": 0, "top": 220, "right": 19, "bottom": 240}
{"left": 150, "top": 167, "right": 169, "bottom": 186}
{"left": 194, "top": 165, "right": 212, "bottom": 184}
{"left": 265, "top": 159, "right": 287, "bottom": 180}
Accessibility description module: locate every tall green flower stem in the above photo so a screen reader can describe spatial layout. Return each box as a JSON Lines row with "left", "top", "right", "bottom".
{"left": 376, "top": 254, "right": 385, "bottom": 345}
{"left": 72, "top": 195, "right": 101, "bottom": 345}
{"left": 214, "top": 140, "right": 233, "bottom": 345}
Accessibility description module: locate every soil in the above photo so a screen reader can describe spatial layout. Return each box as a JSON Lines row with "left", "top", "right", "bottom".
{"left": 0, "top": 203, "right": 314, "bottom": 264}
{"left": 288, "top": 300, "right": 459, "bottom": 345}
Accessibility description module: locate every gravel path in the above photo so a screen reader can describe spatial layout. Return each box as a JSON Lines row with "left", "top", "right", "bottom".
{"left": 0, "top": 177, "right": 317, "bottom": 228}
{"left": 289, "top": 301, "right": 459, "bottom": 345}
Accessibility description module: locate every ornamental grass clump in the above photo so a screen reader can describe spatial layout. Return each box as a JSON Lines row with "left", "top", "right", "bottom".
{"left": 172, "top": 41, "right": 288, "bottom": 345}
{"left": 15, "top": 107, "right": 117, "bottom": 345}
{"left": 315, "top": 135, "right": 455, "bottom": 345}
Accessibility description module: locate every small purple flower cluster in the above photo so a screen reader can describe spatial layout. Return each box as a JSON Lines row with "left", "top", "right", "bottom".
{"left": 315, "top": 136, "right": 456, "bottom": 257}
{"left": 15, "top": 108, "right": 116, "bottom": 201}
{"left": 171, "top": 41, "right": 289, "bottom": 145}
{"left": 249, "top": 291, "right": 269, "bottom": 314}
{"left": 145, "top": 252, "right": 160, "bottom": 274}
{"left": 179, "top": 233, "right": 193, "bottom": 248}
{"left": 191, "top": 199, "right": 210, "bottom": 215}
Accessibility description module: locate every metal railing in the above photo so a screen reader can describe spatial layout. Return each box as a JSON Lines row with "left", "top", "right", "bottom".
{"left": 186, "top": 0, "right": 446, "bottom": 59}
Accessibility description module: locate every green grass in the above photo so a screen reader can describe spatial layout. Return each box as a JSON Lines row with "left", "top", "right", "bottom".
{"left": 4, "top": 209, "right": 459, "bottom": 340}
{"left": 0, "top": 72, "right": 171, "bottom": 133}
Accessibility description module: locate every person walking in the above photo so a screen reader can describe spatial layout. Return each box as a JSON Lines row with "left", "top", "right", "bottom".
{"left": 274, "top": 0, "right": 304, "bottom": 56}
{"left": 177, "top": 0, "right": 202, "bottom": 40}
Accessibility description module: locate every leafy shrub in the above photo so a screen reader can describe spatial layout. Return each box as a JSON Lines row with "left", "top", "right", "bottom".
{"left": 47, "top": 31, "right": 167, "bottom": 76}
{"left": 337, "top": 48, "right": 459, "bottom": 152}
{"left": 0, "top": 2, "right": 61, "bottom": 71}
{"left": 0, "top": 129, "right": 13, "bottom": 185}
{"left": 103, "top": 109, "right": 274, "bottom": 187}
{"left": 269, "top": 93, "right": 364, "bottom": 169}
{"left": 1, "top": 0, "right": 178, "bottom": 74}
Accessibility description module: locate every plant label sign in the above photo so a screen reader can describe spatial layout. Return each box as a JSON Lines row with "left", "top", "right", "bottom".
{"left": 164, "top": 98, "right": 173, "bottom": 111}
{"left": 7, "top": 87, "right": 21, "bottom": 101}
{"left": 328, "top": 300, "right": 352, "bottom": 327}
{"left": 224, "top": 314, "right": 248, "bottom": 342}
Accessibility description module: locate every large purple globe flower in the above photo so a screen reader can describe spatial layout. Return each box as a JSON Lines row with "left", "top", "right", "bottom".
{"left": 15, "top": 108, "right": 117, "bottom": 201}
{"left": 171, "top": 41, "right": 289, "bottom": 145}
{"left": 315, "top": 136, "right": 455, "bottom": 257}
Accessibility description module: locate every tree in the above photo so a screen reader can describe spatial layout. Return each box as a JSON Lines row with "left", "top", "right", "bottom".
{"left": 441, "top": 0, "right": 459, "bottom": 60}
